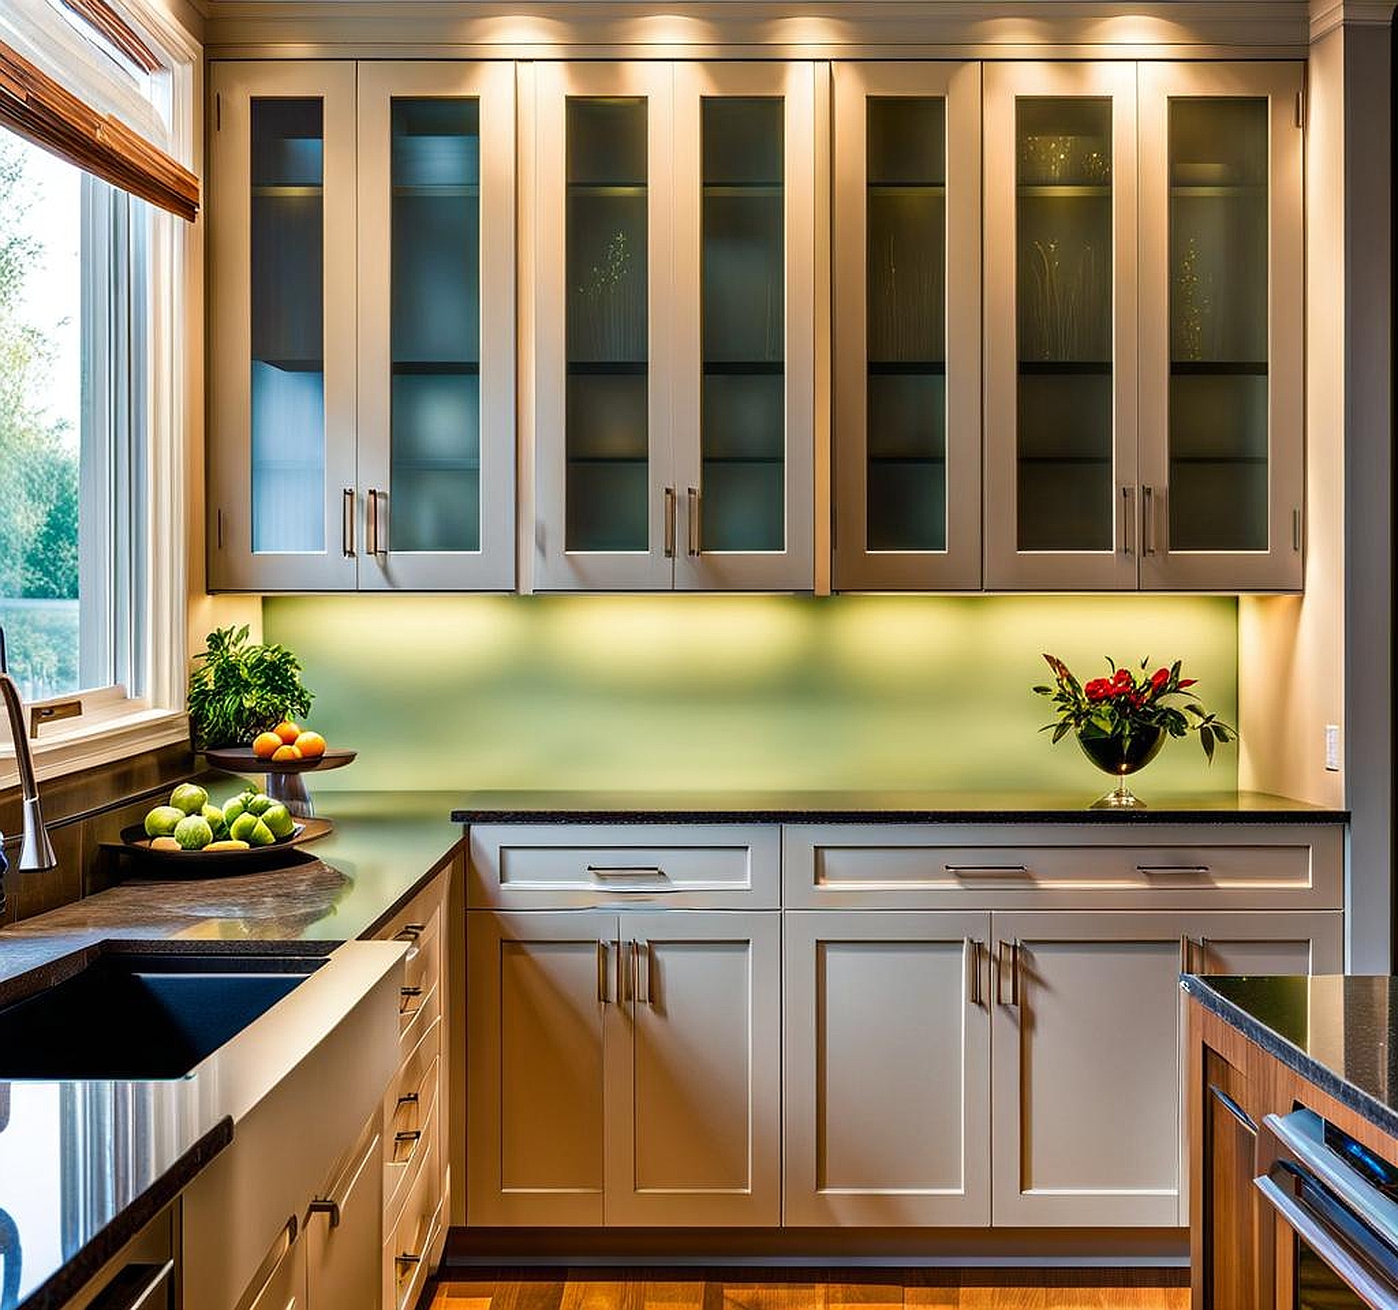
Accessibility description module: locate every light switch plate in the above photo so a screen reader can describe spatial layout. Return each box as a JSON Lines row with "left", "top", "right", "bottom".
{"left": 1325, "top": 723, "right": 1341, "bottom": 772}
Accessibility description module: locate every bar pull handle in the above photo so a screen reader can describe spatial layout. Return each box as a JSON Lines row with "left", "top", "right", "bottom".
{"left": 1138, "top": 864, "right": 1211, "bottom": 875}
{"left": 306, "top": 1197, "right": 340, "bottom": 1229}
{"left": 634, "top": 939, "right": 652, "bottom": 1005}
{"left": 587, "top": 865, "right": 667, "bottom": 880}
{"left": 394, "top": 924, "right": 425, "bottom": 941}
{"left": 664, "top": 487, "right": 676, "bottom": 558}
{"left": 342, "top": 488, "right": 356, "bottom": 556}
{"left": 367, "top": 488, "right": 386, "bottom": 556}
{"left": 687, "top": 487, "right": 700, "bottom": 556}
{"left": 1122, "top": 484, "right": 1136, "bottom": 557}
{"left": 596, "top": 940, "right": 608, "bottom": 1004}
{"left": 1142, "top": 484, "right": 1157, "bottom": 556}
{"left": 965, "top": 938, "right": 982, "bottom": 1007}
{"left": 945, "top": 864, "right": 1029, "bottom": 875}
{"left": 1209, "top": 1084, "right": 1257, "bottom": 1135}
{"left": 614, "top": 938, "right": 624, "bottom": 1004}
{"left": 1293, "top": 506, "right": 1303, "bottom": 552}
{"left": 997, "top": 939, "right": 1021, "bottom": 1007}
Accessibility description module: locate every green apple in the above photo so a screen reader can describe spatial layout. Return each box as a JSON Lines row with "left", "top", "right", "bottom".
{"left": 229, "top": 812, "right": 261, "bottom": 844}
{"left": 261, "top": 802, "right": 295, "bottom": 840}
{"left": 174, "top": 815, "right": 214, "bottom": 850}
{"left": 169, "top": 783, "right": 209, "bottom": 816}
{"left": 222, "top": 796, "right": 246, "bottom": 826}
{"left": 244, "top": 793, "right": 274, "bottom": 816}
{"left": 144, "top": 805, "right": 184, "bottom": 838}
{"left": 201, "top": 804, "right": 228, "bottom": 838}
{"left": 246, "top": 818, "right": 276, "bottom": 848}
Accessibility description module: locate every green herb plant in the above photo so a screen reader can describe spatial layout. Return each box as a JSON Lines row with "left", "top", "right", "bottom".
{"left": 187, "top": 625, "right": 315, "bottom": 751}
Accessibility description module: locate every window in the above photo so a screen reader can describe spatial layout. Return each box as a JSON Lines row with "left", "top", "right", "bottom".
{"left": 0, "top": 131, "right": 150, "bottom": 703}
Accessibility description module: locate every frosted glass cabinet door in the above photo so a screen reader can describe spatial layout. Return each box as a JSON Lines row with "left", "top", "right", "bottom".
{"left": 356, "top": 63, "right": 516, "bottom": 590}
{"left": 983, "top": 63, "right": 1139, "bottom": 590}
{"left": 208, "top": 62, "right": 358, "bottom": 590}
{"left": 533, "top": 63, "right": 676, "bottom": 590}
{"left": 672, "top": 63, "right": 816, "bottom": 591}
{"left": 1137, "top": 63, "right": 1304, "bottom": 591}
{"left": 832, "top": 63, "right": 982, "bottom": 591}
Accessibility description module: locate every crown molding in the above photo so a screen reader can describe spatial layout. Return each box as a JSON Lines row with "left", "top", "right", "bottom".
{"left": 204, "top": 0, "right": 1312, "bottom": 59}
{"left": 1311, "top": 0, "right": 1394, "bottom": 40}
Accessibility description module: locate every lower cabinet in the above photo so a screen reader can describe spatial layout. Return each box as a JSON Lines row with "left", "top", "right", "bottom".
{"left": 466, "top": 910, "right": 782, "bottom": 1226}
{"left": 783, "top": 911, "right": 991, "bottom": 1226}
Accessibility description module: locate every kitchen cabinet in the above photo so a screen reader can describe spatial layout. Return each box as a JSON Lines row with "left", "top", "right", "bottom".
{"left": 532, "top": 61, "right": 816, "bottom": 591}
{"left": 208, "top": 60, "right": 516, "bottom": 591}
{"left": 831, "top": 62, "right": 983, "bottom": 591}
{"left": 983, "top": 61, "right": 1303, "bottom": 591}
{"left": 783, "top": 911, "right": 991, "bottom": 1226}
{"left": 466, "top": 908, "right": 782, "bottom": 1225}
{"left": 988, "top": 910, "right": 1341, "bottom": 1228}
{"left": 305, "top": 1117, "right": 382, "bottom": 1310}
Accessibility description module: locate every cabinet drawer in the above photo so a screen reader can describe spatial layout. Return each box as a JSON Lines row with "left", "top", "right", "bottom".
{"left": 385, "top": 1130, "right": 443, "bottom": 1310}
{"left": 384, "top": 1021, "right": 441, "bottom": 1226}
{"left": 468, "top": 824, "right": 781, "bottom": 908}
{"left": 399, "top": 960, "right": 441, "bottom": 1052}
{"left": 784, "top": 824, "right": 1343, "bottom": 910}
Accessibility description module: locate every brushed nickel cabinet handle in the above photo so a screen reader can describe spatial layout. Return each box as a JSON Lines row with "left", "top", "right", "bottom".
{"left": 945, "top": 864, "right": 1029, "bottom": 875}
{"left": 1142, "top": 484, "right": 1157, "bottom": 556}
{"left": 966, "top": 938, "right": 982, "bottom": 1007}
{"left": 367, "top": 488, "right": 386, "bottom": 556}
{"left": 634, "top": 939, "right": 652, "bottom": 1005}
{"left": 1138, "top": 864, "right": 1211, "bottom": 875}
{"left": 1293, "top": 506, "right": 1303, "bottom": 552}
{"left": 587, "top": 865, "right": 667, "bottom": 880}
{"left": 394, "top": 924, "right": 425, "bottom": 941}
{"left": 664, "top": 487, "right": 676, "bottom": 558}
{"left": 997, "top": 939, "right": 1021, "bottom": 1007}
{"left": 342, "top": 488, "right": 355, "bottom": 556}
{"left": 596, "top": 940, "right": 607, "bottom": 1004}
{"left": 216, "top": 507, "right": 225, "bottom": 550}
{"left": 394, "top": 1130, "right": 423, "bottom": 1144}
{"left": 1122, "top": 485, "right": 1136, "bottom": 557}
{"left": 396, "top": 1253, "right": 423, "bottom": 1270}
{"left": 306, "top": 1197, "right": 340, "bottom": 1229}
{"left": 614, "top": 938, "right": 624, "bottom": 1004}
{"left": 620, "top": 939, "right": 633, "bottom": 1002}
{"left": 396, "top": 1092, "right": 419, "bottom": 1108}
{"left": 687, "top": 487, "right": 700, "bottom": 556}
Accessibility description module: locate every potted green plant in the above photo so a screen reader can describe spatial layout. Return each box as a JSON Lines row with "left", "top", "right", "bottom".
{"left": 1034, "top": 653, "right": 1235, "bottom": 809}
{"left": 187, "top": 625, "right": 315, "bottom": 752}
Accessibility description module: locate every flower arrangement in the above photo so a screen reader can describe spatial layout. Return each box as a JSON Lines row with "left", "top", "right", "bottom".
{"left": 1034, "top": 652, "right": 1235, "bottom": 761}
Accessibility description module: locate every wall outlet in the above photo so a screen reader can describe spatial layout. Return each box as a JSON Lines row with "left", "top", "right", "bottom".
{"left": 1325, "top": 723, "right": 1341, "bottom": 772}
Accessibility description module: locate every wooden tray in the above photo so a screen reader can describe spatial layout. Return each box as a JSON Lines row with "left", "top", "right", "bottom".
{"left": 106, "top": 816, "right": 333, "bottom": 878}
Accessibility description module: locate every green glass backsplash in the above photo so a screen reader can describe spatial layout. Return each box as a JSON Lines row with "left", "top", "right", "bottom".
{"left": 262, "top": 594, "right": 1238, "bottom": 794}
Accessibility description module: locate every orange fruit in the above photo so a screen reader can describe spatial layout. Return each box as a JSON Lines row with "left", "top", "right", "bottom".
{"left": 273, "top": 720, "right": 301, "bottom": 745}
{"left": 272, "top": 744, "right": 303, "bottom": 762}
{"left": 252, "top": 731, "right": 283, "bottom": 760}
{"left": 294, "top": 730, "right": 326, "bottom": 760}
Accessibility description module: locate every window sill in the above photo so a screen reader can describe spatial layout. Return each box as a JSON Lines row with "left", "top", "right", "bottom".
{"left": 0, "top": 691, "right": 189, "bottom": 791}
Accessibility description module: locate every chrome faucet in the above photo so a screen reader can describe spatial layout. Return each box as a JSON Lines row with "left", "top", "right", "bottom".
{"left": 0, "top": 673, "right": 57, "bottom": 872}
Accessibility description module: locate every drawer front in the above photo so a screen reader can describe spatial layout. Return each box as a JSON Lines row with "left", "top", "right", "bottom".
{"left": 385, "top": 1129, "right": 443, "bottom": 1310}
{"left": 399, "top": 960, "right": 441, "bottom": 1051}
{"left": 784, "top": 824, "right": 1343, "bottom": 910}
{"left": 384, "top": 1014, "right": 442, "bottom": 1225}
{"left": 396, "top": 906, "right": 442, "bottom": 1029}
{"left": 468, "top": 824, "right": 781, "bottom": 908}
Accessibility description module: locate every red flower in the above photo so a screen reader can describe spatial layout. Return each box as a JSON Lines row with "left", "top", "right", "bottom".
{"left": 1180, "top": 679, "right": 1197, "bottom": 688}
{"left": 1150, "top": 668, "right": 1170, "bottom": 691}
{"left": 1085, "top": 678, "right": 1112, "bottom": 701}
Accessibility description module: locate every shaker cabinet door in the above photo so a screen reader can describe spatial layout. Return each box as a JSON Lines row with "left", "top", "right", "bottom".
{"left": 356, "top": 62, "right": 517, "bottom": 590}
{"left": 983, "top": 62, "right": 1140, "bottom": 591}
{"left": 208, "top": 61, "right": 360, "bottom": 591}
{"left": 1136, "top": 62, "right": 1305, "bottom": 592}
{"left": 605, "top": 912, "right": 782, "bottom": 1226}
{"left": 832, "top": 62, "right": 982, "bottom": 591}
{"left": 783, "top": 911, "right": 991, "bottom": 1226}
{"left": 532, "top": 63, "right": 678, "bottom": 591}
{"left": 670, "top": 62, "right": 818, "bottom": 592}
{"left": 465, "top": 911, "right": 615, "bottom": 1225}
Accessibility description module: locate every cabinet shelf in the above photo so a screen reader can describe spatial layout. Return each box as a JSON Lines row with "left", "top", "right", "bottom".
{"left": 393, "top": 360, "right": 480, "bottom": 375}
{"left": 704, "top": 183, "right": 783, "bottom": 197}
{"left": 868, "top": 181, "right": 946, "bottom": 194}
{"left": 1017, "top": 184, "right": 1111, "bottom": 198}
{"left": 393, "top": 184, "right": 479, "bottom": 198}
{"left": 567, "top": 455, "right": 648, "bottom": 465}
{"left": 868, "top": 454, "right": 947, "bottom": 465}
{"left": 392, "top": 457, "right": 481, "bottom": 472}
{"left": 869, "top": 360, "right": 946, "bottom": 376}
{"left": 703, "top": 455, "right": 784, "bottom": 465}
{"left": 1170, "top": 361, "right": 1268, "bottom": 376}
{"left": 567, "top": 183, "right": 646, "bottom": 196}
{"left": 568, "top": 361, "right": 648, "bottom": 375}
{"left": 1018, "top": 361, "right": 1112, "bottom": 376}
{"left": 704, "top": 360, "right": 784, "bottom": 375}
{"left": 1018, "top": 456, "right": 1112, "bottom": 466}
{"left": 252, "top": 185, "right": 323, "bottom": 199}
{"left": 1171, "top": 455, "right": 1269, "bottom": 465}
{"left": 1170, "top": 183, "right": 1265, "bottom": 198}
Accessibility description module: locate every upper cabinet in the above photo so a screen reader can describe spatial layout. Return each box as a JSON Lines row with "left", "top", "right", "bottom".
{"left": 208, "top": 57, "right": 1305, "bottom": 596}
{"left": 832, "top": 63, "right": 983, "bottom": 592}
{"left": 532, "top": 61, "right": 817, "bottom": 592}
{"left": 982, "top": 60, "right": 1303, "bottom": 592}
{"left": 208, "top": 61, "right": 517, "bottom": 591}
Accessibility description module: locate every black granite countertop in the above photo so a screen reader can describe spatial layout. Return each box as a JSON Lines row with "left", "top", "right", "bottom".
{"left": 0, "top": 790, "right": 459, "bottom": 1310}
{"left": 451, "top": 788, "right": 1348, "bottom": 825}
{"left": 1183, "top": 975, "right": 1398, "bottom": 1140}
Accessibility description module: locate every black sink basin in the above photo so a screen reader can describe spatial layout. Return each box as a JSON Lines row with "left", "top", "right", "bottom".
{"left": 0, "top": 950, "right": 324, "bottom": 1079}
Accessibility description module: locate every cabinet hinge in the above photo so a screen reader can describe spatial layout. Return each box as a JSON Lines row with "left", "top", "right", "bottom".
{"left": 1295, "top": 88, "right": 1306, "bottom": 130}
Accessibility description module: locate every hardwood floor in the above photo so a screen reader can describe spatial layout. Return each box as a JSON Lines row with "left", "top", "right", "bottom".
{"left": 430, "top": 1272, "right": 1190, "bottom": 1310}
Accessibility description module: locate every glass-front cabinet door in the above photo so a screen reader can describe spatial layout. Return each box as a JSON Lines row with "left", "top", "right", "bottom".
{"left": 533, "top": 63, "right": 675, "bottom": 590}
{"left": 1137, "top": 63, "right": 1303, "bottom": 591}
{"left": 831, "top": 62, "right": 981, "bottom": 591}
{"left": 983, "top": 63, "right": 1139, "bottom": 590}
{"left": 209, "top": 62, "right": 358, "bottom": 590}
{"left": 356, "top": 62, "right": 516, "bottom": 590}
{"left": 672, "top": 63, "right": 816, "bottom": 591}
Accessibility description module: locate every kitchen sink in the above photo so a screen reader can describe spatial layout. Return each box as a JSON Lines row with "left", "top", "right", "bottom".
{"left": 0, "top": 949, "right": 325, "bottom": 1079}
